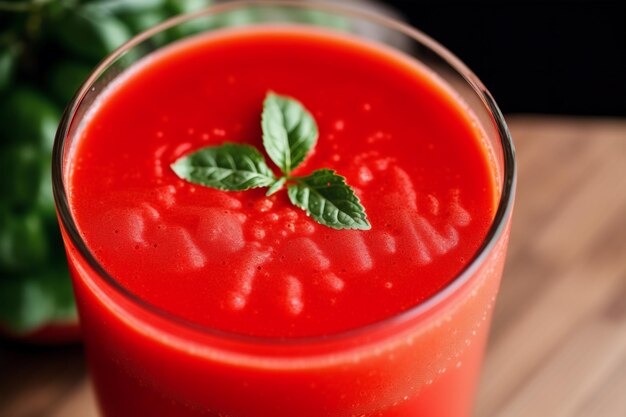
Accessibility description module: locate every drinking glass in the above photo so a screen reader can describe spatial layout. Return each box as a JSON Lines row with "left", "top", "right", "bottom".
{"left": 53, "top": 2, "right": 516, "bottom": 416}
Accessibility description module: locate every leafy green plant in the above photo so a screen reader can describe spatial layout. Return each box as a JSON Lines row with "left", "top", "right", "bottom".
{"left": 172, "top": 93, "right": 370, "bottom": 230}
{"left": 0, "top": 0, "right": 348, "bottom": 337}
{"left": 0, "top": 0, "right": 217, "bottom": 336}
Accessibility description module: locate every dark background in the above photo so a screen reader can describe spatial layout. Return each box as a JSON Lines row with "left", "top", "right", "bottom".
{"left": 384, "top": 0, "right": 625, "bottom": 116}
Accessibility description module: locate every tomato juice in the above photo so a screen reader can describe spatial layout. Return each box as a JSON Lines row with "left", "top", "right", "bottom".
{"left": 58, "top": 24, "right": 513, "bottom": 417}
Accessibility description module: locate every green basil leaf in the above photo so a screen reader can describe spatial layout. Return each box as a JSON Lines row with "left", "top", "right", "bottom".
{"left": 164, "top": 0, "right": 214, "bottom": 39}
{"left": 262, "top": 92, "right": 318, "bottom": 175}
{"left": 265, "top": 176, "right": 287, "bottom": 196}
{"left": 0, "top": 209, "right": 50, "bottom": 273}
{"left": 165, "top": 0, "right": 210, "bottom": 15}
{"left": 121, "top": 9, "right": 170, "bottom": 47}
{"left": 52, "top": 9, "right": 133, "bottom": 62}
{"left": 83, "top": 0, "right": 167, "bottom": 15}
{"left": 171, "top": 142, "right": 276, "bottom": 191}
{"left": 0, "top": 143, "right": 43, "bottom": 209}
{"left": 0, "top": 266, "right": 77, "bottom": 334}
{"left": 287, "top": 169, "right": 370, "bottom": 230}
{"left": 0, "top": 87, "right": 61, "bottom": 152}
{"left": 0, "top": 46, "right": 17, "bottom": 93}
{"left": 47, "top": 61, "right": 93, "bottom": 107}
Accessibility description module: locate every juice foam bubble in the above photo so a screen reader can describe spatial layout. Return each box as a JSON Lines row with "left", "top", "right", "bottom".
{"left": 196, "top": 208, "right": 245, "bottom": 255}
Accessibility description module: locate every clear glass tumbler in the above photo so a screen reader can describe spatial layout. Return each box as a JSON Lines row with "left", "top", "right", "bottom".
{"left": 53, "top": 2, "right": 516, "bottom": 416}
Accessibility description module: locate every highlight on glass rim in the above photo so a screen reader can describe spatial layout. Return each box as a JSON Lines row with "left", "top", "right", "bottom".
{"left": 1, "top": 1, "right": 624, "bottom": 417}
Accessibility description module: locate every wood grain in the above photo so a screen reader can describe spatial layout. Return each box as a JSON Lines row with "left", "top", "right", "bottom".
{"left": 1, "top": 116, "right": 624, "bottom": 417}
{"left": 475, "top": 116, "right": 626, "bottom": 417}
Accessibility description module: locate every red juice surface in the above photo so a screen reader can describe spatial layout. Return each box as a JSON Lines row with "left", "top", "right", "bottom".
{"left": 63, "top": 27, "right": 511, "bottom": 417}
{"left": 68, "top": 27, "right": 497, "bottom": 339}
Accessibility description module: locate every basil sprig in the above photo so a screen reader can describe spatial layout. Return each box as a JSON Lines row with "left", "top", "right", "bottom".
{"left": 171, "top": 143, "right": 276, "bottom": 191}
{"left": 262, "top": 92, "right": 318, "bottom": 175}
{"left": 171, "top": 92, "right": 370, "bottom": 230}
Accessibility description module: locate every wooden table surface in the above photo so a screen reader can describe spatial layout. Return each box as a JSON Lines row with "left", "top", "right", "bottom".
{"left": 1, "top": 116, "right": 625, "bottom": 417}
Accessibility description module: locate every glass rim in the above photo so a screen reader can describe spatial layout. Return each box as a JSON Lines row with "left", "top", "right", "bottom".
{"left": 52, "top": 0, "right": 516, "bottom": 348}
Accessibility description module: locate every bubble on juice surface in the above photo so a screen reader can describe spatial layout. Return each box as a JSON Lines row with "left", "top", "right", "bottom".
{"left": 356, "top": 166, "right": 374, "bottom": 186}
{"left": 295, "top": 219, "right": 316, "bottom": 236}
{"left": 251, "top": 224, "right": 266, "bottom": 240}
{"left": 253, "top": 197, "right": 273, "bottom": 213}
{"left": 196, "top": 208, "right": 245, "bottom": 255}
{"left": 154, "top": 185, "right": 177, "bottom": 208}
{"left": 126, "top": 211, "right": 146, "bottom": 245}
{"left": 153, "top": 144, "right": 168, "bottom": 177}
{"left": 172, "top": 142, "right": 193, "bottom": 158}
{"left": 98, "top": 208, "right": 149, "bottom": 249}
{"left": 141, "top": 203, "right": 160, "bottom": 221}
{"left": 351, "top": 153, "right": 416, "bottom": 211}
{"left": 152, "top": 225, "right": 206, "bottom": 272}
{"left": 99, "top": 201, "right": 205, "bottom": 273}
{"left": 346, "top": 152, "right": 472, "bottom": 269}
{"left": 426, "top": 194, "right": 440, "bottom": 216}
{"left": 212, "top": 128, "right": 226, "bottom": 137}
{"left": 415, "top": 216, "right": 459, "bottom": 256}
{"left": 227, "top": 246, "right": 272, "bottom": 311}
{"left": 448, "top": 188, "right": 472, "bottom": 226}
{"left": 400, "top": 216, "right": 433, "bottom": 265}
{"left": 323, "top": 232, "right": 373, "bottom": 273}
{"left": 206, "top": 191, "right": 243, "bottom": 210}
{"left": 278, "top": 237, "right": 331, "bottom": 271}
{"left": 321, "top": 272, "right": 345, "bottom": 292}
{"left": 366, "top": 231, "right": 397, "bottom": 256}
{"left": 386, "top": 166, "right": 418, "bottom": 210}
{"left": 285, "top": 275, "right": 304, "bottom": 315}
